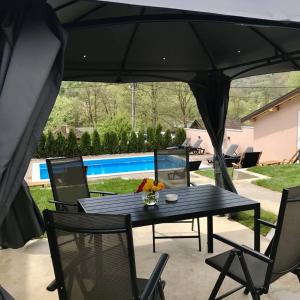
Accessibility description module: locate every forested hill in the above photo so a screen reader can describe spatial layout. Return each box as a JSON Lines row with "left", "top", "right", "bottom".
{"left": 46, "top": 71, "right": 300, "bottom": 133}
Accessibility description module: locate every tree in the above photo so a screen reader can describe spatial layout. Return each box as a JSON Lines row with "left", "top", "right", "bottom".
{"left": 110, "top": 132, "right": 119, "bottom": 154}
{"left": 119, "top": 131, "right": 128, "bottom": 153}
{"left": 146, "top": 127, "right": 155, "bottom": 151}
{"left": 174, "top": 128, "right": 186, "bottom": 146}
{"left": 45, "top": 131, "right": 56, "bottom": 157}
{"left": 102, "top": 132, "right": 111, "bottom": 154}
{"left": 163, "top": 129, "right": 172, "bottom": 148}
{"left": 154, "top": 124, "right": 163, "bottom": 149}
{"left": 80, "top": 132, "right": 92, "bottom": 156}
{"left": 55, "top": 132, "right": 66, "bottom": 157}
{"left": 128, "top": 131, "right": 138, "bottom": 153}
{"left": 35, "top": 133, "right": 46, "bottom": 158}
{"left": 91, "top": 130, "right": 101, "bottom": 155}
{"left": 137, "top": 130, "right": 146, "bottom": 152}
{"left": 65, "top": 129, "right": 79, "bottom": 157}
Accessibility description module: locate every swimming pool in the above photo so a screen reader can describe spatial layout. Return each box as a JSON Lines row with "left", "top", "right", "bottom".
{"left": 37, "top": 155, "right": 155, "bottom": 180}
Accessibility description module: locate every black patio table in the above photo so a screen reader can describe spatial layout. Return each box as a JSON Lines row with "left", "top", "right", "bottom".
{"left": 78, "top": 184, "right": 260, "bottom": 253}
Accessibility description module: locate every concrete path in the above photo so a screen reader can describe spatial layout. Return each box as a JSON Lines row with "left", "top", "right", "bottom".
{"left": 1, "top": 217, "right": 299, "bottom": 300}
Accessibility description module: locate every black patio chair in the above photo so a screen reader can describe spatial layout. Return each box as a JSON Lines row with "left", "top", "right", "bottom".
{"left": 46, "top": 157, "right": 116, "bottom": 212}
{"left": 205, "top": 186, "right": 300, "bottom": 300}
{"left": 44, "top": 210, "right": 169, "bottom": 300}
{"left": 207, "top": 144, "right": 240, "bottom": 165}
{"left": 152, "top": 148, "right": 201, "bottom": 252}
{"left": 232, "top": 151, "right": 262, "bottom": 169}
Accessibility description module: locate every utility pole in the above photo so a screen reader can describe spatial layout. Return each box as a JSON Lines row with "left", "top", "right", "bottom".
{"left": 131, "top": 82, "right": 137, "bottom": 131}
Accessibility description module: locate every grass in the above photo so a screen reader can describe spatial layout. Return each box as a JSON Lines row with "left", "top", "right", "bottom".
{"left": 249, "top": 164, "right": 300, "bottom": 192}
{"left": 232, "top": 209, "right": 277, "bottom": 236}
{"left": 31, "top": 177, "right": 276, "bottom": 237}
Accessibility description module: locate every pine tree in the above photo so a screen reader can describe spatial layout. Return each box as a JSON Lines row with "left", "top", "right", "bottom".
{"left": 55, "top": 132, "right": 66, "bottom": 156}
{"left": 119, "top": 131, "right": 128, "bottom": 153}
{"left": 80, "top": 132, "right": 92, "bottom": 156}
{"left": 137, "top": 130, "right": 146, "bottom": 152}
{"left": 174, "top": 128, "right": 186, "bottom": 146}
{"left": 128, "top": 131, "right": 138, "bottom": 153}
{"left": 163, "top": 129, "right": 172, "bottom": 148}
{"left": 155, "top": 124, "right": 163, "bottom": 149}
{"left": 102, "top": 132, "right": 110, "bottom": 154}
{"left": 146, "top": 127, "right": 155, "bottom": 151}
{"left": 110, "top": 132, "right": 119, "bottom": 154}
{"left": 91, "top": 130, "right": 101, "bottom": 155}
{"left": 65, "top": 129, "right": 79, "bottom": 157}
{"left": 35, "top": 133, "right": 46, "bottom": 158}
{"left": 45, "top": 131, "right": 56, "bottom": 157}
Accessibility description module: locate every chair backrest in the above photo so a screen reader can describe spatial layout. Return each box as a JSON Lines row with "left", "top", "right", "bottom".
{"left": 224, "top": 144, "right": 238, "bottom": 156}
{"left": 240, "top": 152, "right": 261, "bottom": 168}
{"left": 46, "top": 157, "right": 90, "bottom": 211}
{"left": 181, "top": 137, "right": 191, "bottom": 147}
{"left": 268, "top": 186, "right": 300, "bottom": 284}
{"left": 191, "top": 139, "right": 203, "bottom": 149}
{"left": 244, "top": 146, "right": 254, "bottom": 153}
{"left": 154, "top": 148, "right": 190, "bottom": 188}
{"left": 44, "top": 210, "right": 139, "bottom": 300}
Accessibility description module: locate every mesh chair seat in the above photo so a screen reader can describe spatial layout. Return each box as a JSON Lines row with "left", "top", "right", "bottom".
{"left": 206, "top": 250, "right": 268, "bottom": 289}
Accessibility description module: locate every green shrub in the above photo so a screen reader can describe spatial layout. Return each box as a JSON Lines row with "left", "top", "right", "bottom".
{"left": 45, "top": 131, "right": 56, "bottom": 157}
{"left": 119, "top": 131, "right": 128, "bottom": 153}
{"left": 80, "top": 132, "right": 92, "bottom": 156}
{"left": 65, "top": 129, "right": 79, "bottom": 157}
{"left": 55, "top": 132, "right": 66, "bottom": 157}
{"left": 35, "top": 133, "right": 46, "bottom": 158}
{"left": 155, "top": 124, "right": 163, "bottom": 149}
{"left": 146, "top": 127, "right": 155, "bottom": 151}
{"left": 163, "top": 129, "right": 172, "bottom": 148}
{"left": 110, "top": 132, "right": 119, "bottom": 154}
{"left": 137, "top": 130, "right": 146, "bottom": 152}
{"left": 128, "top": 131, "right": 138, "bottom": 153}
{"left": 91, "top": 130, "right": 101, "bottom": 155}
{"left": 102, "top": 132, "right": 111, "bottom": 154}
{"left": 174, "top": 128, "right": 186, "bottom": 146}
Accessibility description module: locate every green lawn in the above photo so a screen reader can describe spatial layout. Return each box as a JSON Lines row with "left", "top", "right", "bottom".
{"left": 195, "top": 168, "right": 233, "bottom": 179}
{"left": 31, "top": 177, "right": 276, "bottom": 237}
{"left": 249, "top": 164, "right": 300, "bottom": 192}
{"left": 232, "top": 209, "right": 277, "bottom": 236}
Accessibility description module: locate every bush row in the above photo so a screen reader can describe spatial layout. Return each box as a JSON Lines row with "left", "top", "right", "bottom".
{"left": 34, "top": 127, "right": 186, "bottom": 158}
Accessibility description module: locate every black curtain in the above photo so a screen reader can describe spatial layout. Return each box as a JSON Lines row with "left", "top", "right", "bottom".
{"left": 189, "top": 71, "right": 236, "bottom": 192}
{"left": 0, "top": 1, "right": 66, "bottom": 249}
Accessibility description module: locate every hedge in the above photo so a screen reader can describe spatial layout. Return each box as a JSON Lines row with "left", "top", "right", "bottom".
{"left": 34, "top": 125, "right": 187, "bottom": 158}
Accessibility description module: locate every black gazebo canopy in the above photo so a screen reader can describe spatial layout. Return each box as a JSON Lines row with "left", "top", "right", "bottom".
{"left": 1, "top": 0, "right": 300, "bottom": 251}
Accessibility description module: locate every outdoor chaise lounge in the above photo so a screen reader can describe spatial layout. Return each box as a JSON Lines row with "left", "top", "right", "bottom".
{"left": 152, "top": 148, "right": 201, "bottom": 252}
{"left": 44, "top": 210, "right": 169, "bottom": 300}
{"left": 232, "top": 151, "right": 262, "bottom": 169}
{"left": 46, "top": 156, "right": 116, "bottom": 212}
{"left": 207, "top": 144, "right": 240, "bottom": 165}
{"left": 205, "top": 186, "right": 300, "bottom": 300}
{"left": 188, "top": 138, "right": 205, "bottom": 155}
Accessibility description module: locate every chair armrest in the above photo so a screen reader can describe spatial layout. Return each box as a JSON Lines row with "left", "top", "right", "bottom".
{"left": 231, "top": 162, "right": 239, "bottom": 168}
{"left": 140, "top": 254, "right": 169, "bottom": 300}
{"left": 89, "top": 190, "right": 117, "bottom": 195}
{"left": 258, "top": 219, "right": 277, "bottom": 229}
{"left": 213, "top": 234, "right": 272, "bottom": 264}
{"left": 48, "top": 200, "right": 77, "bottom": 207}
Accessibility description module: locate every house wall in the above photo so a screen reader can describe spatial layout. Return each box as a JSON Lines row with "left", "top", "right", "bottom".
{"left": 252, "top": 94, "right": 300, "bottom": 162}
{"left": 185, "top": 126, "right": 254, "bottom": 155}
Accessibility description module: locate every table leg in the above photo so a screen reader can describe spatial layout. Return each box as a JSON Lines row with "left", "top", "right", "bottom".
{"left": 254, "top": 205, "right": 261, "bottom": 252}
{"left": 207, "top": 216, "right": 214, "bottom": 253}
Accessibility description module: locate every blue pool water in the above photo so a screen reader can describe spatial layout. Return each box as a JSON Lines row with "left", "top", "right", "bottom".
{"left": 39, "top": 154, "right": 186, "bottom": 180}
{"left": 39, "top": 155, "right": 156, "bottom": 180}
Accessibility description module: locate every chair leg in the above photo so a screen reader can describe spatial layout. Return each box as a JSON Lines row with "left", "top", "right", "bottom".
{"left": 191, "top": 218, "right": 194, "bottom": 231}
{"left": 197, "top": 218, "right": 201, "bottom": 251}
{"left": 238, "top": 253, "right": 261, "bottom": 300}
{"left": 158, "top": 279, "right": 165, "bottom": 300}
{"left": 243, "top": 288, "right": 249, "bottom": 295}
{"left": 152, "top": 224, "right": 156, "bottom": 253}
{"left": 208, "top": 251, "right": 236, "bottom": 300}
{"left": 46, "top": 279, "right": 57, "bottom": 291}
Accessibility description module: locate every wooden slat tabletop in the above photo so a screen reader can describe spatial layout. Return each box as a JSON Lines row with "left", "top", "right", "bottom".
{"left": 78, "top": 184, "right": 259, "bottom": 227}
